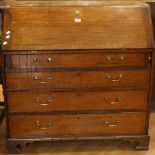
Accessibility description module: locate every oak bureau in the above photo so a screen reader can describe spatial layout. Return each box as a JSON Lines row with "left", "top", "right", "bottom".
{"left": 0, "top": 0, "right": 155, "bottom": 153}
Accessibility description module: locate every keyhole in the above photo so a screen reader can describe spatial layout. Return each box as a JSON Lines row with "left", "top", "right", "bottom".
{"left": 76, "top": 92, "right": 80, "bottom": 96}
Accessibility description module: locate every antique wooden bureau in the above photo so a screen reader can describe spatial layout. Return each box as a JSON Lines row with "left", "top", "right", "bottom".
{"left": 0, "top": 0, "right": 155, "bottom": 153}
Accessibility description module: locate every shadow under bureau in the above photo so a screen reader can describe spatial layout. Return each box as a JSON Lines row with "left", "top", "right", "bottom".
{"left": 1, "top": 3, "right": 155, "bottom": 153}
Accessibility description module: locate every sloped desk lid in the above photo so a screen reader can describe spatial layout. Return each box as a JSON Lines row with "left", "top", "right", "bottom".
{"left": 2, "top": 4, "right": 154, "bottom": 50}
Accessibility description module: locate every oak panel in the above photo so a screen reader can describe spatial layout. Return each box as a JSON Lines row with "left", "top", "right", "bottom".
{"left": 7, "top": 52, "right": 148, "bottom": 69}
{"left": 9, "top": 112, "right": 147, "bottom": 138}
{"left": 6, "top": 69, "right": 151, "bottom": 89}
{"left": 3, "top": 6, "right": 154, "bottom": 50}
{"left": 7, "top": 90, "right": 149, "bottom": 112}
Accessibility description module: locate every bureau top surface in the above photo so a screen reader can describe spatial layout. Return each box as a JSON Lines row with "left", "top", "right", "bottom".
{"left": 0, "top": 0, "right": 154, "bottom": 7}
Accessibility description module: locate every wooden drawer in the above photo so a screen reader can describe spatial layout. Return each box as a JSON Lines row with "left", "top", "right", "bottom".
{"left": 9, "top": 112, "right": 147, "bottom": 138}
{"left": 6, "top": 69, "right": 150, "bottom": 90}
{"left": 6, "top": 52, "right": 150, "bottom": 70}
{"left": 2, "top": 6, "right": 154, "bottom": 50}
{"left": 7, "top": 90, "right": 149, "bottom": 112}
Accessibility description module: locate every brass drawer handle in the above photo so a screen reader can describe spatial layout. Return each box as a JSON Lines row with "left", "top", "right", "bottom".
{"left": 47, "top": 57, "right": 52, "bottom": 62}
{"left": 33, "top": 76, "right": 52, "bottom": 84}
{"left": 36, "top": 121, "right": 53, "bottom": 130}
{"left": 34, "top": 75, "right": 39, "bottom": 80}
{"left": 106, "top": 56, "right": 111, "bottom": 62}
{"left": 33, "top": 57, "right": 52, "bottom": 63}
{"left": 104, "top": 120, "right": 120, "bottom": 127}
{"left": 106, "top": 74, "right": 123, "bottom": 82}
{"left": 104, "top": 96, "right": 123, "bottom": 105}
{"left": 148, "top": 56, "right": 151, "bottom": 60}
{"left": 120, "top": 56, "right": 124, "bottom": 61}
{"left": 35, "top": 98, "right": 53, "bottom": 106}
{"left": 33, "top": 58, "right": 40, "bottom": 63}
{"left": 106, "top": 56, "right": 124, "bottom": 62}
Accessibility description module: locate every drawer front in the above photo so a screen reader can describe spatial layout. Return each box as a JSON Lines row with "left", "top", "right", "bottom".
{"left": 7, "top": 90, "right": 149, "bottom": 112}
{"left": 6, "top": 70, "right": 150, "bottom": 89}
{"left": 6, "top": 52, "right": 150, "bottom": 69}
{"left": 3, "top": 6, "right": 154, "bottom": 50}
{"left": 9, "top": 113, "right": 147, "bottom": 138}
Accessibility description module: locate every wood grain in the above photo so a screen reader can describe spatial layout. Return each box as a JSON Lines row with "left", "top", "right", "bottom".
{"left": 7, "top": 90, "right": 149, "bottom": 112}
{"left": 9, "top": 112, "right": 147, "bottom": 138}
{"left": 6, "top": 52, "right": 149, "bottom": 69}
{"left": 1, "top": 113, "right": 155, "bottom": 154}
{"left": 6, "top": 70, "right": 151, "bottom": 90}
{"left": 2, "top": 5, "right": 154, "bottom": 50}
{"left": 1, "top": 2, "right": 154, "bottom": 153}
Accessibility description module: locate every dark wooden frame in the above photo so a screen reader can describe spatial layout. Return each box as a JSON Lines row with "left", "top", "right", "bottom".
{"left": 6, "top": 135, "right": 150, "bottom": 154}
{"left": 148, "top": 3, "right": 155, "bottom": 106}
{"left": 0, "top": 10, "right": 4, "bottom": 126}
{"left": 0, "top": 102, "right": 4, "bottom": 124}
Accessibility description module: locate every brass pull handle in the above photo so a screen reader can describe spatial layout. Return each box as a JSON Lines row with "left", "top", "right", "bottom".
{"left": 106, "top": 74, "right": 123, "bottom": 82}
{"left": 120, "top": 56, "right": 124, "bottom": 61}
{"left": 104, "top": 96, "right": 123, "bottom": 105}
{"left": 104, "top": 120, "right": 120, "bottom": 127}
{"left": 35, "top": 98, "right": 53, "bottom": 106}
{"left": 47, "top": 57, "right": 52, "bottom": 62}
{"left": 106, "top": 56, "right": 124, "bottom": 62}
{"left": 33, "top": 57, "right": 52, "bottom": 63}
{"left": 148, "top": 56, "right": 151, "bottom": 60}
{"left": 106, "top": 56, "right": 111, "bottom": 62}
{"left": 33, "top": 76, "right": 52, "bottom": 84}
{"left": 47, "top": 98, "right": 52, "bottom": 103}
{"left": 34, "top": 75, "right": 39, "bottom": 80}
{"left": 33, "top": 58, "right": 40, "bottom": 63}
{"left": 39, "top": 77, "right": 52, "bottom": 84}
{"left": 36, "top": 121, "right": 53, "bottom": 130}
